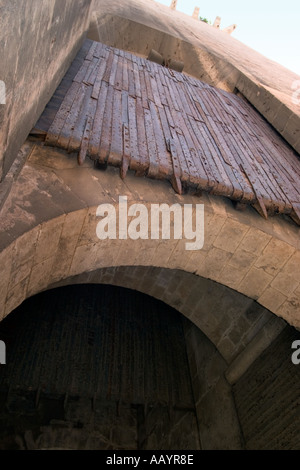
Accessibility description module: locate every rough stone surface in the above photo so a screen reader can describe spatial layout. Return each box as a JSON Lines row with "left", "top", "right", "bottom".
{"left": 233, "top": 326, "right": 300, "bottom": 450}
{"left": 0, "top": 0, "right": 92, "bottom": 180}
{"left": 0, "top": 143, "right": 299, "bottom": 330}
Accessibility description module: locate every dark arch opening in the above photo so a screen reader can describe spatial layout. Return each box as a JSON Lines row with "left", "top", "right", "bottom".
{"left": 0, "top": 284, "right": 202, "bottom": 450}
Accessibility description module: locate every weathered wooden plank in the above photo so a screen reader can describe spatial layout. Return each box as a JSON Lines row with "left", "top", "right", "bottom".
{"left": 108, "top": 89, "right": 123, "bottom": 166}
{"left": 98, "top": 84, "right": 114, "bottom": 164}
{"left": 157, "top": 104, "right": 180, "bottom": 184}
{"left": 183, "top": 114, "right": 214, "bottom": 191}
{"left": 168, "top": 105, "right": 209, "bottom": 190}
{"left": 181, "top": 83, "right": 204, "bottom": 121}
{"left": 83, "top": 57, "right": 99, "bottom": 86}
{"left": 148, "top": 101, "right": 172, "bottom": 177}
{"left": 93, "top": 42, "right": 107, "bottom": 59}
{"left": 143, "top": 69, "right": 155, "bottom": 104}
{"left": 199, "top": 91, "right": 252, "bottom": 202}
{"left": 138, "top": 69, "right": 149, "bottom": 109}
{"left": 157, "top": 65, "right": 167, "bottom": 87}
{"left": 155, "top": 70, "right": 168, "bottom": 106}
{"left": 86, "top": 41, "right": 98, "bottom": 61}
{"left": 163, "top": 67, "right": 176, "bottom": 81}
{"left": 166, "top": 76, "right": 181, "bottom": 112}
{"left": 122, "top": 60, "right": 129, "bottom": 92}
{"left": 149, "top": 74, "right": 162, "bottom": 108}
{"left": 56, "top": 83, "right": 88, "bottom": 151}
{"left": 109, "top": 53, "right": 119, "bottom": 88}
{"left": 124, "top": 50, "right": 133, "bottom": 63}
{"left": 68, "top": 86, "right": 94, "bottom": 154}
{"left": 189, "top": 117, "right": 233, "bottom": 196}
{"left": 127, "top": 63, "right": 136, "bottom": 98}
{"left": 186, "top": 84, "right": 209, "bottom": 122}
{"left": 137, "top": 56, "right": 145, "bottom": 71}
{"left": 199, "top": 132, "right": 239, "bottom": 197}
{"left": 163, "top": 101, "right": 175, "bottom": 130}
{"left": 121, "top": 90, "right": 129, "bottom": 127}
{"left": 78, "top": 112, "right": 95, "bottom": 166}
{"left": 203, "top": 93, "right": 256, "bottom": 202}
{"left": 165, "top": 107, "right": 193, "bottom": 187}
{"left": 132, "top": 61, "right": 141, "bottom": 98}
{"left": 175, "top": 81, "right": 195, "bottom": 117}
{"left": 45, "top": 81, "right": 81, "bottom": 147}
{"left": 121, "top": 123, "right": 131, "bottom": 179}
{"left": 73, "top": 60, "right": 91, "bottom": 84}
{"left": 135, "top": 96, "right": 150, "bottom": 174}
{"left": 225, "top": 92, "right": 250, "bottom": 118}
{"left": 91, "top": 59, "right": 107, "bottom": 100}
{"left": 118, "top": 90, "right": 131, "bottom": 178}
{"left": 89, "top": 81, "right": 109, "bottom": 159}
{"left": 127, "top": 95, "right": 142, "bottom": 172}
{"left": 176, "top": 131, "right": 200, "bottom": 187}
{"left": 157, "top": 106, "right": 172, "bottom": 151}
{"left": 120, "top": 91, "right": 130, "bottom": 178}
{"left": 144, "top": 107, "right": 160, "bottom": 178}
{"left": 258, "top": 139, "right": 300, "bottom": 204}
{"left": 102, "top": 50, "right": 115, "bottom": 83}
{"left": 234, "top": 137, "right": 289, "bottom": 212}
{"left": 86, "top": 59, "right": 102, "bottom": 87}
{"left": 216, "top": 92, "right": 291, "bottom": 207}
{"left": 167, "top": 137, "right": 182, "bottom": 195}
{"left": 241, "top": 104, "right": 300, "bottom": 203}
{"left": 143, "top": 57, "right": 153, "bottom": 74}
{"left": 214, "top": 91, "right": 292, "bottom": 211}
{"left": 114, "top": 55, "right": 124, "bottom": 92}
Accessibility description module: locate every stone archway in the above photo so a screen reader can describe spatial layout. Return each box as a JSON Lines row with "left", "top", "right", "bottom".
{"left": 0, "top": 141, "right": 299, "bottom": 450}
{"left": 0, "top": 281, "right": 244, "bottom": 449}
{"left": 0, "top": 272, "right": 299, "bottom": 450}
{"left": 1, "top": 151, "right": 299, "bottom": 329}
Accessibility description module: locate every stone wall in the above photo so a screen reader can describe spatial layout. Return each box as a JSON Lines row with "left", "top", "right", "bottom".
{"left": 0, "top": 0, "right": 92, "bottom": 181}
{"left": 1, "top": 143, "right": 299, "bottom": 330}
{"left": 183, "top": 319, "right": 243, "bottom": 449}
{"left": 233, "top": 325, "right": 300, "bottom": 450}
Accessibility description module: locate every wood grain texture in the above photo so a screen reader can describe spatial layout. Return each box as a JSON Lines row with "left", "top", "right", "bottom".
{"left": 42, "top": 40, "right": 300, "bottom": 224}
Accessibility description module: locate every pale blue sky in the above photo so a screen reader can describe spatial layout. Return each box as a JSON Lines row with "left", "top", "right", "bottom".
{"left": 157, "top": 0, "right": 300, "bottom": 76}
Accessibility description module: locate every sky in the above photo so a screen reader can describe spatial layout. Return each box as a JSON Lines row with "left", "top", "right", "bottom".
{"left": 156, "top": 0, "right": 300, "bottom": 76}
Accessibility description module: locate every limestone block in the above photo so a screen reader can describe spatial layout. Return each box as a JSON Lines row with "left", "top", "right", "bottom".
{"left": 254, "top": 238, "right": 295, "bottom": 277}
{"left": 277, "top": 296, "right": 300, "bottom": 328}
{"left": 4, "top": 277, "right": 29, "bottom": 317}
{"left": 69, "top": 243, "right": 99, "bottom": 277}
{"left": 35, "top": 216, "right": 65, "bottom": 264}
{"left": 239, "top": 227, "right": 271, "bottom": 255}
{"left": 8, "top": 227, "right": 40, "bottom": 290}
{"left": 27, "top": 256, "right": 56, "bottom": 297}
{"left": 238, "top": 267, "right": 273, "bottom": 299}
{"left": 258, "top": 286, "right": 287, "bottom": 312}
{"left": 213, "top": 218, "right": 249, "bottom": 253}
{"left": 196, "top": 247, "right": 232, "bottom": 279}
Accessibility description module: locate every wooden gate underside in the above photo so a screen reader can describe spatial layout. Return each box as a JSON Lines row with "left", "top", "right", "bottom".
{"left": 34, "top": 40, "right": 300, "bottom": 225}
